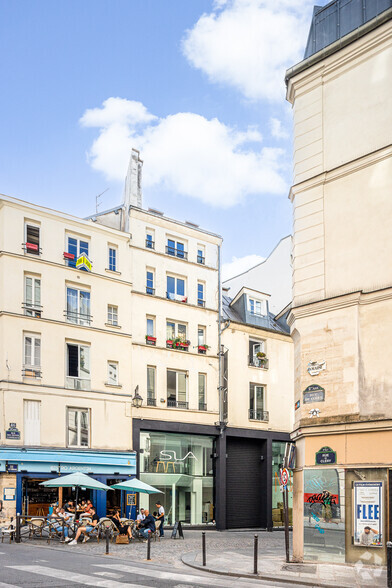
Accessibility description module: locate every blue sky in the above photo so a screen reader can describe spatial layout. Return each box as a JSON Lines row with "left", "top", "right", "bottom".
{"left": 0, "top": 0, "right": 326, "bottom": 278}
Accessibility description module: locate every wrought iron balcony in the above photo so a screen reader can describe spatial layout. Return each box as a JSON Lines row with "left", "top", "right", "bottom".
{"left": 22, "top": 367, "right": 42, "bottom": 378}
{"left": 147, "top": 397, "right": 157, "bottom": 407}
{"left": 198, "top": 403, "right": 207, "bottom": 411}
{"left": 65, "top": 377, "right": 91, "bottom": 391}
{"left": 165, "top": 246, "right": 188, "bottom": 260}
{"left": 249, "top": 409, "right": 269, "bottom": 422}
{"left": 167, "top": 399, "right": 189, "bottom": 409}
{"left": 146, "top": 286, "right": 155, "bottom": 295}
{"left": 145, "top": 239, "right": 155, "bottom": 249}
{"left": 64, "top": 310, "right": 92, "bottom": 326}
{"left": 22, "top": 303, "right": 42, "bottom": 318}
{"left": 197, "top": 299, "right": 205, "bottom": 308}
{"left": 22, "top": 242, "right": 42, "bottom": 255}
{"left": 197, "top": 255, "right": 205, "bottom": 264}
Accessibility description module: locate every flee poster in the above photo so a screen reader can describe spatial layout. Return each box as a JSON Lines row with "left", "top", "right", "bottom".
{"left": 353, "top": 481, "right": 383, "bottom": 547}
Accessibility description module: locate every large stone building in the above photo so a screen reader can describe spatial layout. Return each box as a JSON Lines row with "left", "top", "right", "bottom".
{"left": 286, "top": 0, "right": 392, "bottom": 564}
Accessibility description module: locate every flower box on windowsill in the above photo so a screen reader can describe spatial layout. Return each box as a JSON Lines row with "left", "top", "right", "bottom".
{"left": 63, "top": 252, "right": 75, "bottom": 260}
{"left": 198, "top": 345, "right": 208, "bottom": 354}
{"left": 166, "top": 339, "right": 174, "bottom": 348}
{"left": 146, "top": 335, "right": 156, "bottom": 346}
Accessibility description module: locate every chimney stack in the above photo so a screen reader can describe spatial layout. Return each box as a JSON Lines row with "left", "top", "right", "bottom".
{"left": 123, "top": 148, "right": 143, "bottom": 211}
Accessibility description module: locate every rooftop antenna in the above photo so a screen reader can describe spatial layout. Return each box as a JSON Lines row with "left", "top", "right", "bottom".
{"left": 96, "top": 188, "right": 109, "bottom": 214}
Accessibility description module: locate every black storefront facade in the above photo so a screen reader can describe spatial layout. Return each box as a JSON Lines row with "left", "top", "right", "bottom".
{"left": 133, "top": 418, "right": 290, "bottom": 529}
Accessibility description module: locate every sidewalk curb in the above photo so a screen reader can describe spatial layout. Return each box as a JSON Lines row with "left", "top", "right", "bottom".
{"left": 181, "top": 552, "right": 355, "bottom": 588}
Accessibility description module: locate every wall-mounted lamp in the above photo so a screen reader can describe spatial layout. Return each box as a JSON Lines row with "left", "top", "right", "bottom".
{"left": 132, "top": 385, "right": 143, "bottom": 408}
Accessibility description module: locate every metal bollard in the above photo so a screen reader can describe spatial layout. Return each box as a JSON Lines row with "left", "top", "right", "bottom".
{"left": 387, "top": 541, "right": 392, "bottom": 588}
{"left": 15, "top": 515, "right": 21, "bottom": 544}
{"left": 105, "top": 528, "right": 110, "bottom": 555}
{"left": 202, "top": 532, "right": 206, "bottom": 567}
{"left": 146, "top": 532, "right": 151, "bottom": 561}
{"left": 253, "top": 534, "right": 258, "bottom": 574}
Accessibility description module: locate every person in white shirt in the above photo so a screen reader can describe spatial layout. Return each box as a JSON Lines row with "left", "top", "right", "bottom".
{"left": 136, "top": 508, "right": 145, "bottom": 524}
{"left": 156, "top": 502, "right": 165, "bottom": 537}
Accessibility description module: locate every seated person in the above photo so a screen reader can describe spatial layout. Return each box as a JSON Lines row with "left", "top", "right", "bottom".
{"left": 136, "top": 508, "right": 145, "bottom": 523}
{"left": 54, "top": 508, "right": 71, "bottom": 541}
{"left": 79, "top": 500, "right": 87, "bottom": 511}
{"left": 84, "top": 500, "right": 93, "bottom": 514}
{"left": 109, "top": 508, "right": 132, "bottom": 541}
{"left": 68, "top": 506, "right": 99, "bottom": 545}
{"left": 136, "top": 509, "right": 156, "bottom": 540}
{"left": 63, "top": 500, "right": 75, "bottom": 513}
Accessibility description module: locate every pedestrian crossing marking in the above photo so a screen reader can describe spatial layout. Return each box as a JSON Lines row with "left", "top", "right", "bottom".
{"left": 7, "top": 566, "right": 143, "bottom": 588}
{"left": 94, "top": 571, "right": 124, "bottom": 579}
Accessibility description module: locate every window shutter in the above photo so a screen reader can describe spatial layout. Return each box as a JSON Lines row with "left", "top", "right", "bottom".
{"left": 25, "top": 277, "right": 33, "bottom": 305}
{"left": 25, "top": 337, "right": 32, "bottom": 365}
{"left": 24, "top": 400, "right": 41, "bottom": 445}
{"left": 34, "top": 338, "right": 41, "bottom": 366}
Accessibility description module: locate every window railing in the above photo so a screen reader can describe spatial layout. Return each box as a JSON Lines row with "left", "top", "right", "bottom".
{"left": 198, "top": 403, "right": 207, "bottom": 411}
{"left": 64, "top": 310, "right": 92, "bottom": 326}
{"left": 22, "top": 242, "right": 41, "bottom": 255}
{"left": 249, "top": 409, "right": 269, "bottom": 421}
{"left": 166, "top": 292, "right": 188, "bottom": 303}
{"left": 165, "top": 246, "right": 188, "bottom": 260}
{"left": 167, "top": 399, "right": 189, "bottom": 409}
{"left": 198, "top": 345, "right": 207, "bottom": 354}
{"left": 146, "top": 286, "right": 155, "bottom": 295}
{"left": 249, "top": 356, "right": 269, "bottom": 369}
{"left": 147, "top": 397, "right": 157, "bottom": 407}
{"left": 166, "top": 340, "right": 190, "bottom": 351}
{"left": 22, "top": 367, "right": 41, "bottom": 378}
{"left": 146, "top": 239, "right": 155, "bottom": 249}
{"left": 197, "top": 299, "right": 205, "bottom": 308}
{"left": 197, "top": 255, "right": 205, "bottom": 264}
{"left": 22, "top": 303, "right": 42, "bottom": 318}
{"left": 145, "top": 335, "right": 157, "bottom": 346}
{"left": 65, "top": 377, "right": 91, "bottom": 391}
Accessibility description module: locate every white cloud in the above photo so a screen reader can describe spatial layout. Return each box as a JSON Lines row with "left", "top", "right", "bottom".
{"left": 222, "top": 254, "right": 265, "bottom": 280}
{"left": 80, "top": 97, "right": 288, "bottom": 207}
{"left": 182, "top": 0, "right": 314, "bottom": 102}
{"left": 269, "top": 117, "right": 289, "bottom": 139}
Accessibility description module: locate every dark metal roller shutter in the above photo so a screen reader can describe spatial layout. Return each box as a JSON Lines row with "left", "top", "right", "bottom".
{"left": 226, "top": 437, "right": 265, "bottom": 529}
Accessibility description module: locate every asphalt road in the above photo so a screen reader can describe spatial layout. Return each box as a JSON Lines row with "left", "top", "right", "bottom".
{"left": 0, "top": 542, "right": 312, "bottom": 588}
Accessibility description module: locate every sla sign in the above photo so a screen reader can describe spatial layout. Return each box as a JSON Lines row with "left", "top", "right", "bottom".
{"left": 353, "top": 481, "right": 383, "bottom": 547}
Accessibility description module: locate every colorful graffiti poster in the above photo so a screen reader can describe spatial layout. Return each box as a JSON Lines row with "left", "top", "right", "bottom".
{"left": 353, "top": 481, "right": 383, "bottom": 547}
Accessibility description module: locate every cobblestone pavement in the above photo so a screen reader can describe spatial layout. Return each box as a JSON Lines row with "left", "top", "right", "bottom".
{"left": 25, "top": 529, "right": 287, "bottom": 569}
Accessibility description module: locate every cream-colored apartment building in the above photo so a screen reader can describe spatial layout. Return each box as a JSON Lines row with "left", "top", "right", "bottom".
{"left": 0, "top": 149, "right": 294, "bottom": 529}
{"left": 286, "top": 0, "right": 392, "bottom": 565}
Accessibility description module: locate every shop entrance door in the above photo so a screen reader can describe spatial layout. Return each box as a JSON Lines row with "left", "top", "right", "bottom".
{"left": 226, "top": 437, "right": 265, "bottom": 528}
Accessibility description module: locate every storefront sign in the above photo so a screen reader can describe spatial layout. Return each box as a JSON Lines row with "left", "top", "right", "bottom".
{"left": 303, "top": 385, "right": 325, "bottom": 404}
{"left": 159, "top": 450, "right": 198, "bottom": 463}
{"left": 316, "top": 447, "right": 336, "bottom": 465}
{"left": 307, "top": 360, "right": 326, "bottom": 376}
{"left": 6, "top": 424, "right": 20, "bottom": 440}
{"left": 60, "top": 465, "right": 93, "bottom": 473}
{"left": 3, "top": 487, "right": 16, "bottom": 501}
{"left": 76, "top": 254, "right": 92, "bottom": 272}
{"left": 6, "top": 463, "right": 18, "bottom": 472}
{"left": 353, "top": 481, "right": 383, "bottom": 547}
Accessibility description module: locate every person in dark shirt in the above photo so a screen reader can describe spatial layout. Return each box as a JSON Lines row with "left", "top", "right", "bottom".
{"left": 138, "top": 509, "right": 156, "bottom": 539}
{"left": 63, "top": 500, "right": 75, "bottom": 513}
{"left": 109, "top": 509, "right": 132, "bottom": 541}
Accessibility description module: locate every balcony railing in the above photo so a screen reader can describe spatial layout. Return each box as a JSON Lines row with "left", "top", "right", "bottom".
{"left": 197, "top": 255, "right": 205, "bottom": 264}
{"left": 198, "top": 403, "right": 207, "bottom": 411}
{"left": 22, "top": 242, "right": 41, "bottom": 255}
{"left": 249, "top": 356, "right": 269, "bottom": 369}
{"left": 249, "top": 409, "right": 269, "bottom": 422}
{"left": 65, "top": 377, "right": 91, "bottom": 391}
{"left": 167, "top": 399, "right": 189, "bottom": 409}
{"left": 166, "top": 292, "right": 188, "bottom": 303}
{"left": 165, "top": 246, "right": 188, "bottom": 260}
{"left": 147, "top": 397, "right": 157, "bottom": 407}
{"left": 145, "top": 336, "right": 157, "bottom": 346}
{"left": 146, "top": 239, "right": 155, "bottom": 249}
{"left": 146, "top": 286, "right": 155, "bottom": 295}
{"left": 22, "top": 367, "right": 42, "bottom": 378}
{"left": 65, "top": 310, "right": 92, "bottom": 326}
{"left": 22, "top": 303, "right": 42, "bottom": 318}
{"left": 197, "top": 299, "right": 205, "bottom": 308}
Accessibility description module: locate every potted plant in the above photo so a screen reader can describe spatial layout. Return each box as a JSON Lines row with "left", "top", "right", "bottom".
{"left": 256, "top": 351, "right": 267, "bottom": 367}
{"left": 166, "top": 339, "right": 174, "bottom": 348}
{"left": 198, "top": 344, "right": 210, "bottom": 354}
{"left": 145, "top": 335, "right": 156, "bottom": 345}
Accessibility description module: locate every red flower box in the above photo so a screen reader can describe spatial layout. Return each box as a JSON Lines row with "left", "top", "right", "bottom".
{"left": 146, "top": 336, "right": 156, "bottom": 342}
{"left": 64, "top": 252, "right": 75, "bottom": 260}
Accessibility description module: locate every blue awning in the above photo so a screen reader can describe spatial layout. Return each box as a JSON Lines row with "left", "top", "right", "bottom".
{"left": 0, "top": 447, "right": 136, "bottom": 475}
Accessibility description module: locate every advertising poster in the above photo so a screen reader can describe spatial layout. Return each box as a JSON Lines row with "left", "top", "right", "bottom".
{"left": 353, "top": 481, "right": 383, "bottom": 547}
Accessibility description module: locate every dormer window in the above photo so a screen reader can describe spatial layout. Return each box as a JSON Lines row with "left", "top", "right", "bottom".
{"left": 249, "top": 298, "right": 266, "bottom": 316}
